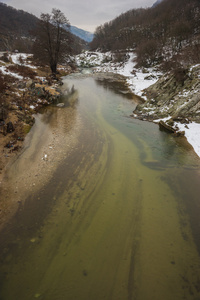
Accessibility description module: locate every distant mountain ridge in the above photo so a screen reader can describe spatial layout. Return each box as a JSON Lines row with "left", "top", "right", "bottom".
{"left": 90, "top": 0, "right": 200, "bottom": 68}
{"left": 0, "top": 2, "right": 91, "bottom": 51}
{"left": 70, "top": 26, "right": 94, "bottom": 43}
{"left": 152, "top": 0, "right": 163, "bottom": 7}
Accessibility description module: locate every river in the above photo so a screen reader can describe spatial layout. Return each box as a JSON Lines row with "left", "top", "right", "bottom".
{"left": 0, "top": 74, "right": 200, "bottom": 300}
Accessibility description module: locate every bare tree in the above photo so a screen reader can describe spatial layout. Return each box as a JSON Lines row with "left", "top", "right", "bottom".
{"left": 32, "top": 8, "right": 72, "bottom": 75}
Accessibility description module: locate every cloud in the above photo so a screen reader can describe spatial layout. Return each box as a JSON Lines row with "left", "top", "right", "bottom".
{"left": 4, "top": 0, "right": 156, "bottom": 32}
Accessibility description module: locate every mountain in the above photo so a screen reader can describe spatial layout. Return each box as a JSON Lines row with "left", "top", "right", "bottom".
{"left": 90, "top": 0, "right": 200, "bottom": 68}
{"left": 70, "top": 26, "right": 94, "bottom": 43}
{"left": 0, "top": 2, "right": 88, "bottom": 52}
{"left": 0, "top": 2, "right": 38, "bottom": 51}
{"left": 152, "top": 0, "right": 163, "bottom": 7}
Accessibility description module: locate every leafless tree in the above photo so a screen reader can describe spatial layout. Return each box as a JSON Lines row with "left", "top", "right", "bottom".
{"left": 32, "top": 8, "right": 72, "bottom": 75}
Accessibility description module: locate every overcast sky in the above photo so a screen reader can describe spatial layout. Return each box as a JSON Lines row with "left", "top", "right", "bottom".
{"left": 2, "top": 0, "right": 156, "bottom": 32}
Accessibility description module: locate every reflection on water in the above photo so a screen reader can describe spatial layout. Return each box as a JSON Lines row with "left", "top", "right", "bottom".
{"left": 95, "top": 75, "right": 136, "bottom": 100}
{"left": 0, "top": 75, "right": 200, "bottom": 300}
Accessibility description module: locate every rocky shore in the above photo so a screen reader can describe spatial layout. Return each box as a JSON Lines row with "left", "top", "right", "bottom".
{"left": 0, "top": 52, "right": 74, "bottom": 183}
{"left": 0, "top": 78, "right": 63, "bottom": 180}
{"left": 0, "top": 52, "right": 82, "bottom": 229}
{"left": 0, "top": 105, "right": 82, "bottom": 230}
{"left": 133, "top": 64, "right": 200, "bottom": 136}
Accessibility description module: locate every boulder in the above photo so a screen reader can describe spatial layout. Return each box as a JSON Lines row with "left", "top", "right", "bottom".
{"left": 159, "top": 121, "right": 176, "bottom": 133}
{"left": 57, "top": 103, "right": 65, "bottom": 107}
{"left": 18, "top": 82, "right": 26, "bottom": 89}
{"left": 26, "top": 80, "right": 35, "bottom": 89}
{"left": 7, "top": 121, "right": 14, "bottom": 133}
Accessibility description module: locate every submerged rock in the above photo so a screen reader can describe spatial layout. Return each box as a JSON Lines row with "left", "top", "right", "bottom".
{"left": 56, "top": 103, "right": 65, "bottom": 107}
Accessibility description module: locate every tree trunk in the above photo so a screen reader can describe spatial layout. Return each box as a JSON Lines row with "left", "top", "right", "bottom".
{"left": 50, "top": 63, "right": 57, "bottom": 75}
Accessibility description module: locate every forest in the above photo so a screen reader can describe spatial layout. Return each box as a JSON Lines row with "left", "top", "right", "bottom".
{"left": 0, "top": 2, "right": 86, "bottom": 54}
{"left": 90, "top": 0, "right": 200, "bottom": 69}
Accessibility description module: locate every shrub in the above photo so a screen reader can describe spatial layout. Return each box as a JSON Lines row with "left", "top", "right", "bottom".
{"left": 0, "top": 52, "right": 10, "bottom": 63}
{"left": 0, "top": 71, "right": 8, "bottom": 93}
{"left": 173, "top": 67, "right": 188, "bottom": 86}
{"left": 113, "top": 51, "right": 128, "bottom": 63}
{"left": 136, "top": 39, "right": 160, "bottom": 67}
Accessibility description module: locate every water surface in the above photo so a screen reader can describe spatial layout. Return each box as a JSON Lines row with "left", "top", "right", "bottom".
{"left": 0, "top": 75, "right": 200, "bottom": 300}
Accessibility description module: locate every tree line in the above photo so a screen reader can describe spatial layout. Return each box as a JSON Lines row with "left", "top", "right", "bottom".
{"left": 90, "top": 0, "right": 200, "bottom": 69}
{"left": 0, "top": 3, "right": 86, "bottom": 67}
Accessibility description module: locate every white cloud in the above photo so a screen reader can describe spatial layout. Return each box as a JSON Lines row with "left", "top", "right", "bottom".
{"left": 3, "top": 0, "right": 156, "bottom": 32}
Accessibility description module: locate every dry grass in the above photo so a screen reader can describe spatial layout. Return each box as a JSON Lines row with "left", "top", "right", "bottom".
{"left": 7, "top": 65, "right": 37, "bottom": 79}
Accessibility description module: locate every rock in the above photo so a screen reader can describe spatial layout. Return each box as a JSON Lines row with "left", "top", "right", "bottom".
{"left": 56, "top": 103, "right": 65, "bottom": 107}
{"left": 172, "top": 116, "right": 190, "bottom": 124}
{"left": 17, "top": 82, "right": 26, "bottom": 89}
{"left": 33, "top": 87, "right": 46, "bottom": 98}
{"left": 174, "top": 131, "right": 185, "bottom": 137}
{"left": 7, "top": 121, "right": 14, "bottom": 133}
{"left": 134, "top": 64, "right": 200, "bottom": 123}
{"left": 58, "top": 80, "right": 63, "bottom": 86}
{"left": 173, "top": 94, "right": 200, "bottom": 119}
{"left": 159, "top": 121, "right": 176, "bottom": 133}
{"left": 26, "top": 79, "right": 35, "bottom": 89}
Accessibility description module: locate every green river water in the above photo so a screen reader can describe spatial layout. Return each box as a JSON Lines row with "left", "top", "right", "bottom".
{"left": 1, "top": 75, "right": 200, "bottom": 300}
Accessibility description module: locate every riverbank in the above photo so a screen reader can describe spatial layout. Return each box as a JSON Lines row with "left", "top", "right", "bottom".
{"left": 0, "top": 103, "right": 82, "bottom": 230}
{"left": 0, "top": 52, "right": 81, "bottom": 229}
{"left": 76, "top": 51, "right": 200, "bottom": 158}
{"left": 1, "top": 74, "right": 200, "bottom": 300}
{"left": 0, "top": 52, "right": 71, "bottom": 183}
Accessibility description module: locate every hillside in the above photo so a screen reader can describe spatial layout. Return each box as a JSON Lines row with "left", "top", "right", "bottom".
{"left": 90, "top": 0, "right": 200, "bottom": 69}
{"left": 0, "top": 2, "right": 38, "bottom": 52}
{"left": 0, "top": 2, "right": 87, "bottom": 53}
{"left": 152, "top": 0, "right": 163, "bottom": 7}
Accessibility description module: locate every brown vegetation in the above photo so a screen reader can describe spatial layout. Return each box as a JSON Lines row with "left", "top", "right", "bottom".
{"left": 0, "top": 3, "right": 86, "bottom": 54}
{"left": 0, "top": 53, "right": 72, "bottom": 181}
{"left": 7, "top": 65, "right": 37, "bottom": 79}
{"left": 90, "top": 0, "right": 200, "bottom": 69}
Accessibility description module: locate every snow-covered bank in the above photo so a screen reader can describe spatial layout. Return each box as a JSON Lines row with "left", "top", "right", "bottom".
{"left": 176, "top": 122, "right": 200, "bottom": 157}
{"left": 76, "top": 51, "right": 200, "bottom": 158}
{"left": 9, "top": 52, "right": 37, "bottom": 69}
{"left": 76, "top": 51, "right": 160, "bottom": 98}
{"left": 111, "top": 53, "right": 161, "bottom": 98}
{"left": 0, "top": 65, "right": 23, "bottom": 79}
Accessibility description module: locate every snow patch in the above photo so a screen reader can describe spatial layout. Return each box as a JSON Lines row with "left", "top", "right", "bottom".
{"left": 0, "top": 65, "right": 23, "bottom": 79}
{"left": 175, "top": 122, "right": 200, "bottom": 158}
{"left": 10, "top": 53, "right": 37, "bottom": 69}
{"left": 76, "top": 51, "right": 161, "bottom": 98}
{"left": 76, "top": 51, "right": 200, "bottom": 158}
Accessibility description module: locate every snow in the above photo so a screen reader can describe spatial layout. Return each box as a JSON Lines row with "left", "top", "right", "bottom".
{"left": 0, "top": 52, "right": 38, "bottom": 79}
{"left": 2, "top": 50, "right": 199, "bottom": 159}
{"left": 116, "top": 52, "right": 136, "bottom": 77}
{"left": 76, "top": 51, "right": 161, "bottom": 98}
{"left": 10, "top": 53, "right": 37, "bottom": 69}
{"left": 154, "top": 116, "right": 172, "bottom": 123}
{"left": 113, "top": 53, "right": 160, "bottom": 98}
{"left": 175, "top": 122, "right": 200, "bottom": 158}
{"left": 76, "top": 50, "right": 200, "bottom": 158}
{"left": 154, "top": 117, "right": 200, "bottom": 158}
{"left": 0, "top": 65, "right": 23, "bottom": 79}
